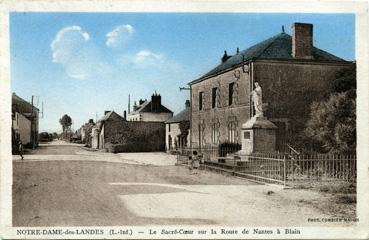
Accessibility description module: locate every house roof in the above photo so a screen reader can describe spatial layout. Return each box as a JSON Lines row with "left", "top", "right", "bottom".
{"left": 131, "top": 100, "right": 173, "bottom": 114}
{"left": 190, "top": 33, "right": 349, "bottom": 84}
{"left": 98, "top": 111, "right": 124, "bottom": 122}
{"left": 12, "top": 93, "right": 40, "bottom": 114}
{"left": 165, "top": 107, "right": 190, "bottom": 123}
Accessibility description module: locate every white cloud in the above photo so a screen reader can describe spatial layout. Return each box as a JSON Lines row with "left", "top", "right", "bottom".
{"left": 50, "top": 25, "right": 105, "bottom": 80}
{"left": 106, "top": 24, "right": 134, "bottom": 48}
{"left": 133, "top": 50, "right": 164, "bottom": 64}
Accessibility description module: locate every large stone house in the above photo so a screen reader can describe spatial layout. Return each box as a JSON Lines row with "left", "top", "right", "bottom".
{"left": 12, "top": 93, "right": 39, "bottom": 149}
{"left": 188, "top": 22, "right": 354, "bottom": 149}
{"left": 127, "top": 92, "right": 173, "bottom": 122}
{"left": 165, "top": 100, "right": 191, "bottom": 152}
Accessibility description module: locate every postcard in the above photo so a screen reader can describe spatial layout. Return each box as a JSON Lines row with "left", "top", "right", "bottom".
{"left": 0, "top": 0, "right": 368, "bottom": 239}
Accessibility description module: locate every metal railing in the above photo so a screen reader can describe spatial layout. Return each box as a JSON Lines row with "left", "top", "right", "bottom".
{"left": 177, "top": 146, "right": 356, "bottom": 187}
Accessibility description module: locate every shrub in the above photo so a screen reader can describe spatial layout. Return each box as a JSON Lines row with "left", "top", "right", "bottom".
{"left": 218, "top": 142, "right": 241, "bottom": 157}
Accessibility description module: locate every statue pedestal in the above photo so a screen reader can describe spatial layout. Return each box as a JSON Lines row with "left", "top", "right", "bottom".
{"left": 238, "top": 116, "right": 277, "bottom": 155}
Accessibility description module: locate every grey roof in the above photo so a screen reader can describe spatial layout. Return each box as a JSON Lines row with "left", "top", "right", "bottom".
{"left": 165, "top": 107, "right": 190, "bottom": 123}
{"left": 12, "top": 93, "right": 40, "bottom": 113}
{"left": 131, "top": 100, "right": 173, "bottom": 114}
{"left": 98, "top": 111, "right": 123, "bottom": 122}
{"left": 191, "top": 33, "right": 349, "bottom": 84}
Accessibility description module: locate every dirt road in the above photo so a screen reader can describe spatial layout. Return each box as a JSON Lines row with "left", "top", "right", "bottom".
{"left": 13, "top": 141, "right": 352, "bottom": 226}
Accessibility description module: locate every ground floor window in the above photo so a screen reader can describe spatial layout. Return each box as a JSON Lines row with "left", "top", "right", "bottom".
{"left": 227, "top": 121, "right": 237, "bottom": 143}
{"left": 211, "top": 122, "right": 219, "bottom": 145}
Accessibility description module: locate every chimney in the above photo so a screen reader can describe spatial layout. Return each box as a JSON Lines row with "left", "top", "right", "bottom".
{"left": 123, "top": 110, "right": 127, "bottom": 120}
{"left": 133, "top": 101, "right": 138, "bottom": 111}
{"left": 139, "top": 99, "right": 145, "bottom": 105}
{"left": 292, "top": 22, "right": 313, "bottom": 59}
{"left": 104, "top": 111, "right": 111, "bottom": 115}
{"left": 221, "top": 50, "right": 231, "bottom": 63}
{"left": 151, "top": 92, "right": 161, "bottom": 112}
{"left": 185, "top": 100, "right": 190, "bottom": 108}
{"left": 88, "top": 119, "right": 94, "bottom": 124}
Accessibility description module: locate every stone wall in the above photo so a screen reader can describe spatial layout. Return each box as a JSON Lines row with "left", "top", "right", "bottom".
{"left": 13, "top": 112, "right": 31, "bottom": 145}
{"left": 141, "top": 112, "right": 173, "bottom": 122}
{"left": 191, "top": 65, "right": 251, "bottom": 148}
{"left": 253, "top": 60, "right": 353, "bottom": 137}
{"left": 253, "top": 129, "right": 276, "bottom": 153}
{"left": 103, "top": 120, "right": 165, "bottom": 152}
{"left": 190, "top": 60, "right": 353, "bottom": 148}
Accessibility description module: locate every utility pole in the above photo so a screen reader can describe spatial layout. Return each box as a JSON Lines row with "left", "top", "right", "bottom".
{"left": 31, "top": 96, "right": 35, "bottom": 149}
{"left": 128, "top": 94, "right": 130, "bottom": 114}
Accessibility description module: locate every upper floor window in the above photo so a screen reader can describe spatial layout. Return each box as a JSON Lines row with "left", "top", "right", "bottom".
{"left": 199, "top": 91, "right": 204, "bottom": 110}
{"left": 229, "top": 82, "right": 235, "bottom": 106}
{"left": 212, "top": 88, "right": 217, "bottom": 109}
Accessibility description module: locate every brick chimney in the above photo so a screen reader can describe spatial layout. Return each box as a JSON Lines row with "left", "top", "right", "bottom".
{"left": 139, "top": 99, "right": 145, "bottom": 105}
{"left": 292, "top": 23, "right": 313, "bottom": 59}
{"left": 151, "top": 92, "right": 161, "bottom": 112}
{"left": 185, "top": 100, "right": 190, "bottom": 108}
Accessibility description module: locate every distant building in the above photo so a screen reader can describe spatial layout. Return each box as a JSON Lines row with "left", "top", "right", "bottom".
{"left": 90, "top": 110, "right": 165, "bottom": 152}
{"left": 127, "top": 92, "right": 173, "bottom": 122}
{"left": 189, "top": 23, "right": 354, "bottom": 149}
{"left": 165, "top": 100, "right": 191, "bottom": 152}
{"left": 80, "top": 119, "right": 95, "bottom": 146}
{"left": 12, "top": 93, "right": 39, "bottom": 149}
{"left": 91, "top": 111, "right": 125, "bottom": 149}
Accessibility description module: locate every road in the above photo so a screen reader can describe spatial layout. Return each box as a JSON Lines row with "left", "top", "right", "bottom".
{"left": 13, "top": 140, "right": 351, "bottom": 226}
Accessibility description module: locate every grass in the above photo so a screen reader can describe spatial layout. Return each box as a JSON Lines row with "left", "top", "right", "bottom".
{"left": 318, "top": 182, "right": 356, "bottom": 194}
{"left": 334, "top": 194, "right": 356, "bottom": 204}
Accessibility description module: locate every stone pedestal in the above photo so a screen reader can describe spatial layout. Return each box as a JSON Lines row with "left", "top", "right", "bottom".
{"left": 239, "top": 116, "right": 277, "bottom": 155}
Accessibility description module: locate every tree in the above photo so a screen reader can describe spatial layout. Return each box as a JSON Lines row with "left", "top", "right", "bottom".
{"left": 305, "top": 66, "right": 356, "bottom": 154}
{"left": 59, "top": 114, "right": 72, "bottom": 134}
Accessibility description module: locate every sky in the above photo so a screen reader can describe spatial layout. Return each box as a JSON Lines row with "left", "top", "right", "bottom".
{"left": 10, "top": 13, "right": 355, "bottom": 133}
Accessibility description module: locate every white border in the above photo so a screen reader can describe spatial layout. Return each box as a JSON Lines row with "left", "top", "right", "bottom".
{"left": 0, "top": 0, "right": 368, "bottom": 239}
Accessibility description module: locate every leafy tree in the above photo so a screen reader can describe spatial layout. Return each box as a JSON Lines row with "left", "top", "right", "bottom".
{"left": 305, "top": 66, "right": 356, "bottom": 154}
{"left": 59, "top": 114, "right": 72, "bottom": 133}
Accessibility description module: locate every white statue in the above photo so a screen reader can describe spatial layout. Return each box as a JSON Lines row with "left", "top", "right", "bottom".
{"left": 252, "top": 82, "right": 263, "bottom": 117}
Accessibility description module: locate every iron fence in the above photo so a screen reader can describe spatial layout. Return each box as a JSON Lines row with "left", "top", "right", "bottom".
{"left": 176, "top": 146, "right": 356, "bottom": 187}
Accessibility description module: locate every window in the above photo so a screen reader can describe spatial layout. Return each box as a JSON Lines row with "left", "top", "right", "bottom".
{"left": 198, "top": 124, "right": 203, "bottom": 148}
{"left": 199, "top": 91, "right": 204, "bottom": 110}
{"left": 211, "top": 123, "right": 219, "bottom": 144}
{"left": 212, "top": 88, "right": 217, "bottom": 108}
{"left": 168, "top": 123, "right": 171, "bottom": 132}
{"left": 228, "top": 82, "right": 234, "bottom": 106}
{"left": 244, "top": 131, "right": 250, "bottom": 139}
{"left": 227, "top": 122, "right": 236, "bottom": 143}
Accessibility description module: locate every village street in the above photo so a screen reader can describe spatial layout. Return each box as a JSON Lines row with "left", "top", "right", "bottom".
{"left": 13, "top": 141, "right": 351, "bottom": 227}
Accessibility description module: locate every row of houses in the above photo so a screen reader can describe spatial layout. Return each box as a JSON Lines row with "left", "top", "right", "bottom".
{"left": 11, "top": 93, "right": 40, "bottom": 151}
{"left": 79, "top": 92, "right": 190, "bottom": 153}
{"left": 80, "top": 22, "right": 354, "bottom": 154}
